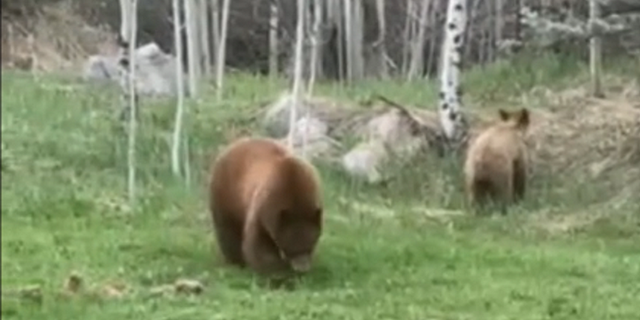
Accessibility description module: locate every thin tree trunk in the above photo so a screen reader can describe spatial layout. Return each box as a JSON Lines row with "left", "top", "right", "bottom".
{"left": 515, "top": 0, "right": 524, "bottom": 44}
{"left": 486, "top": 0, "right": 495, "bottom": 63}
{"left": 127, "top": 1, "right": 139, "bottom": 204}
{"left": 438, "top": 0, "right": 468, "bottom": 142}
{"left": 374, "top": 0, "right": 388, "bottom": 78}
{"left": 119, "top": 0, "right": 132, "bottom": 51}
{"left": 288, "top": 0, "right": 306, "bottom": 150}
{"left": 352, "top": 0, "right": 364, "bottom": 81}
{"left": 401, "top": 0, "right": 415, "bottom": 76}
{"left": 118, "top": 0, "right": 139, "bottom": 204}
{"left": 199, "top": 0, "right": 211, "bottom": 76}
{"left": 463, "top": 0, "right": 482, "bottom": 64}
{"left": 343, "top": 0, "right": 354, "bottom": 82}
{"left": 307, "top": 0, "right": 323, "bottom": 95}
{"left": 334, "top": 1, "right": 345, "bottom": 83}
{"left": 407, "top": 0, "right": 430, "bottom": 80}
{"left": 269, "top": 1, "right": 279, "bottom": 79}
{"left": 425, "top": 0, "right": 438, "bottom": 78}
{"left": 589, "top": 0, "right": 604, "bottom": 97}
{"left": 494, "top": 0, "right": 503, "bottom": 59}
{"left": 215, "top": 0, "right": 231, "bottom": 101}
{"left": 210, "top": 0, "right": 220, "bottom": 70}
{"left": 184, "top": 0, "right": 200, "bottom": 96}
{"left": 171, "top": 0, "right": 187, "bottom": 178}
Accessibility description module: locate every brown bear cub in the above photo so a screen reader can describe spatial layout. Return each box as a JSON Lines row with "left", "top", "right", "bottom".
{"left": 463, "top": 108, "right": 530, "bottom": 213}
{"left": 208, "top": 137, "right": 323, "bottom": 279}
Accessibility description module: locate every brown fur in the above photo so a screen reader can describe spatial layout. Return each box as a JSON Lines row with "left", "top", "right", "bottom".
{"left": 208, "top": 137, "right": 323, "bottom": 278}
{"left": 464, "top": 108, "right": 530, "bottom": 213}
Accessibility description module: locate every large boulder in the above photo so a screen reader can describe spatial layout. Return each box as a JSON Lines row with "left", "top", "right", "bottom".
{"left": 82, "top": 42, "right": 183, "bottom": 97}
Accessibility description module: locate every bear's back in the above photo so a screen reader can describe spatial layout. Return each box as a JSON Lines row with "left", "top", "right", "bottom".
{"left": 210, "top": 137, "right": 291, "bottom": 220}
{"left": 466, "top": 123, "right": 525, "bottom": 169}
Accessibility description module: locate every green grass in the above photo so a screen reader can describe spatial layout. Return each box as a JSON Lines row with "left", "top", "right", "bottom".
{"left": 2, "top": 54, "right": 639, "bottom": 320}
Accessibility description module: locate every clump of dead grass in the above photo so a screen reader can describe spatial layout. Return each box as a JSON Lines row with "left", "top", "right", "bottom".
{"left": 526, "top": 75, "right": 640, "bottom": 191}
{"left": 518, "top": 75, "right": 640, "bottom": 233}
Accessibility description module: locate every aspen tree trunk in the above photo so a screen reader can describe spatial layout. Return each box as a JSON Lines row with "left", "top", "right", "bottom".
{"left": 373, "top": 0, "right": 388, "bottom": 78}
{"left": 486, "top": 0, "right": 495, "bottom": 63}
{"left": 337, "top": 9, "right": 345, "bottom": 83}
{"left": 307, "top": 0, "right": 323, "bottom": 95}
{"left": 515, "top": 0, "right": 524, "bottom": 44}
{"left": 184, "top": 0, "right": 200, "bottom": 96}
{"left": 171, "top": 0, "right": 187, "bottom": 178}
{"left": 215, "top": 0, "right": 231, "bottom": 101}
{"left": 589, "top": 0, "right": 604, "bottom": 97}
{"left": 343, "top": 0, "right": 364, "bottom": 82}
{"left": 438, "top": 0, "right": 468, "bottom": 142}
{"left": 288, "top": 0, "right": 306, "bottom": 150}
{"left": 425, "top": 0, "right": 438, "bottom": 77}
{"left": 407, "top": 0, "right": 431, "bottom": 80}
{"left": 331, "top": 0, "right": 345, "bottom": 83}
{"left": 119, "top": 0, "right": 132, "bottom": 51}
{"left": 494, "top": 0, "right": 503, "bottom": 58}
{"left": 210, "top": 0, "right": 220, "bottom": 70}
{"left": 199, "top": 0, "right": 211, "bottom": 75}
{"left": 118, "top": 0, "right": 139, "bottom": 203}
{"left": 463, "top": 0, "right": 481, "bottom": 64}
{"left": 269, "top": 1, "right": 279, "bottom": 79}
{"left": 351, "top": 0, "right": 364, "bottom": 80}
{"left": 401, "top": 0, "right": 414, "bottom": 76}
{"left": 343, "top": 0, "right": 354, "bottom": 82}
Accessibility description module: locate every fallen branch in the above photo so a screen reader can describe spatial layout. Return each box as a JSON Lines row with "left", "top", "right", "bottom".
{"left": 371, "top": 94, "right": 446, "bottom": 156}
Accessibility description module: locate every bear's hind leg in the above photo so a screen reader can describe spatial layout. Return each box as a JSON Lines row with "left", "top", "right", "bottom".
{"left": 469, "top": 178, "right": 495, "bottom": 216}
{"left": 513, "top": 158, "right": 527, "bottom": 203}
{"left": 493, "top": 169, "right": 515, "bottom": 214}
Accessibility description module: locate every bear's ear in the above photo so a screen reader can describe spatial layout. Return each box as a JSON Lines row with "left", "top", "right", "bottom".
{"left": 498, "top": 109, "right": 510, "bottom": 121}
{"left": 516, "top": 108, "right": 530, "bottom": 128}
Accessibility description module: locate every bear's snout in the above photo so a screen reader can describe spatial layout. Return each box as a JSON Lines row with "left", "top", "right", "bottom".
{"left": 289, "top": 254, "right": 312, "bottom": 273}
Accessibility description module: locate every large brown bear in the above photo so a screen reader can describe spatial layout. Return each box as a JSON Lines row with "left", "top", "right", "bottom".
{"left": 208, "top": 137, "right": 323, "bottom": 278}
{"left": 463, "top": 108, "right": 530, "bottom": 213}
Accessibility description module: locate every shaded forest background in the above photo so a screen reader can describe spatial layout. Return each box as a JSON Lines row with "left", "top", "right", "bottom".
{"left": 2, "top": 0, "right": 639, "bottom": 79}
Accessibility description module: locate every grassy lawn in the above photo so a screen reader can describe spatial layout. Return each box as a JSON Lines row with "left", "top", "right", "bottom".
{"left": 2, "top": 55, "right": 639, "bottom": 320}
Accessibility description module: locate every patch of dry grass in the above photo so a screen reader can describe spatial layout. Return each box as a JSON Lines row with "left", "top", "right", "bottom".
{"left": 1, "top": 1, "right": 115, "bottom": 72}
